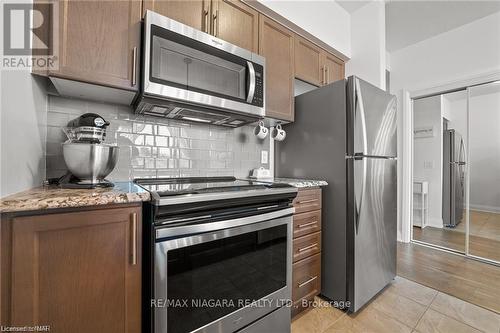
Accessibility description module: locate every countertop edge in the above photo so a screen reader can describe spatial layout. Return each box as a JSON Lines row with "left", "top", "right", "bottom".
{"left": 0, "top": 182, "right": 151, "bottom": 214}
{"left": 265, "top": 178, "right": 329, "bottom": 189}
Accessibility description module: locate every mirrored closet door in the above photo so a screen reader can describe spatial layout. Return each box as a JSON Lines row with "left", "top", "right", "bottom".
{"left": 411, "top": 81, "right": 500, "bottom": 265}
{"left": 467, "top": 82, "right": 500, "bottom": 263}
{"left": 411, "top": 92, "right": 467, "bottom": 253}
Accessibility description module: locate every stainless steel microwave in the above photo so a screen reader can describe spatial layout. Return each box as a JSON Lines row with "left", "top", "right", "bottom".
{"left": 134, "top": 10, "right": 265, "bottom": 127}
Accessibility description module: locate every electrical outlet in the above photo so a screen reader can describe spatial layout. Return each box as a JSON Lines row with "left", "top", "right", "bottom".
{"left": 261, "top": 150, "right": 268, "bottom": 164}
{"left": 424, "top": 161, "right": 434, "bottom": 169}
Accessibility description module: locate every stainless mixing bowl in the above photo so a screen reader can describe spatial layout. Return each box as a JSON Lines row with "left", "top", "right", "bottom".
{"left": 62, "top": 143, "right": 119, "bottom": 182}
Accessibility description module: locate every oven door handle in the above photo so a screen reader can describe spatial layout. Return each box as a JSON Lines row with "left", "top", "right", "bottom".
{"left": 246, "top": 61, "right": 256, "bottom": 103}
{"left": 155, "top": 207, "right": 294, "bottom": 241}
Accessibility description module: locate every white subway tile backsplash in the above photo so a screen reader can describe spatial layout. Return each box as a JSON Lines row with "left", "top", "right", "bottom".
{"left": 47, "top": 112, "right": 70, "bottom": 127}
{"left": 154, "top": 136, "right": 169, "bottom": 147}
{"left": 133, "top": 123, "right": 155, "bottom": 135}
{"left": 46, "top": 96, "right": 268, "bottom": 181}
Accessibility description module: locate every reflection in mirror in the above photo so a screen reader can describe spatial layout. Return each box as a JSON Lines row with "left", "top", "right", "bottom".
{"left": 411, "top": 92, "right": 467, "bottom": 252}
{"left": 468, "top": 82, "right": 500, "bottom": 263}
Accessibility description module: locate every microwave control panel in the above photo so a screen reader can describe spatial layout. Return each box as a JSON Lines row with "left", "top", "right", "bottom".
{"left": 251, "top": 63, "right": 264, "bottom": 107}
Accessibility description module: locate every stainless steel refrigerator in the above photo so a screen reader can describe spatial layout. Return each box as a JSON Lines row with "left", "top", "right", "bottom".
{"left": 276, "top": 76, "right": 397, "bottom": 312}
{"left": 442, "top": 129, "right": 466, "bottom": 227}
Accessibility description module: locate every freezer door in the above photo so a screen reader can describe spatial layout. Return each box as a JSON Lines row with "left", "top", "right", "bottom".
{"left": 347, "top": 76, "right": 397, "bottom": 158}
{"left": 347, "top": 157, "right": 397, "bottom": 312}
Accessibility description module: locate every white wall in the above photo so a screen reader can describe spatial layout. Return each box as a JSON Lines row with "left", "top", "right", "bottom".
{"left": 0, "top": 70, "right": 47, "bottom": 197}
{"left": 256, "top": 0, "right": 351, "bottom": 57}
{"left": 469, "top": 86, "right": 500, "bottom": 212}
{"left": 390, "top": 11, "right": 500, "bottom": 241}
{"left": 390, "top": 12, "right": 500, "bottom": 95}
{"left": 443, "top": 92, "right": 467, "bottom": 144}
{"left": 442, "top": 88, "right": 500, "bottom": 213}
{"left": 413, "top": 95, "right": 443, "bottom": 228}
{"left": 345, "top": 1, "right": 386, "bottom": 89}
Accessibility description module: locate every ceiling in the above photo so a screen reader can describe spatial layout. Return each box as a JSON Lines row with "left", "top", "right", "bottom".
{"left": 386, "top": 1, "right": 500, "bottom": 52}
{"left": 336, "top": 0, "right": 371, "bottom": 13}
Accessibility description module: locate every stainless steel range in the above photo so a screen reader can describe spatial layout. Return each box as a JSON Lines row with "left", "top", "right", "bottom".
{"left": 135, "top": 177, "right": 297, "bottom": 333}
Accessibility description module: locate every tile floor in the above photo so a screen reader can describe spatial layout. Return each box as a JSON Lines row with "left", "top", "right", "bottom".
{"left": 292, "top": 276, "right": 500, "bottom": 333}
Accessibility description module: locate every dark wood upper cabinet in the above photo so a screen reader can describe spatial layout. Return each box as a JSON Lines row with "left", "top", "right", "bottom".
{"left": 4, "top": 206, "right": 142, "bottom": 333}
{"left": 49, "top": 0, "right": 142, "bottom": 91}
{"left": 144, "top": 0, "right": 258, "bottom": 52}
{"left": 321, "top": 52, "right": 345, "bottom": 85}
{"left": 258, "top": 14, "right": 295, "bottom": 122}
{"left": 143, "top": 0, "right": 210, "bottom": 33}
{"left": 294, "top": 35, "right": 322, "bottom": 87}
{"left": 214, "top": 0, "right": 259, "bottom": 52}
{"left": 294, "top": 32, "right": 345, "bottom": 88}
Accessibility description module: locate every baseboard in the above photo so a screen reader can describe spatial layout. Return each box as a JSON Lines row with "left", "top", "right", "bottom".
{"left": 469, "top": 204, "right": 500, "bottom": 214}
{"left": 428, "top": 217, "right": 443, "bottom": 229}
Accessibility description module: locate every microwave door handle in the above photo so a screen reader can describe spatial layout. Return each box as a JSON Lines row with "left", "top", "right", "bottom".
{"left": 246, "top": 61, "right": 256, "bottom": 103}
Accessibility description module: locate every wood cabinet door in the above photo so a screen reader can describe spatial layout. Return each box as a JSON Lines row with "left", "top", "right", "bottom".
{"left": 214, "top": 0, "right": 258, "bottom": 52}
{"left": 143, "top": 0, "right": 210, "bottom": 33}
{"left": 51, "top": 0, "right": 142, "bottom": 91}
{"left": 321, "top": 52, "right": 345, "bottom": 85}
{"left": 9, "top": 206, "right": 142, "bottom": 333}
{"left": 258, "top": 15, "right": 295, "bottom": 122}
{"left": 294, "top": 35, "right": 322, "bottom": 86}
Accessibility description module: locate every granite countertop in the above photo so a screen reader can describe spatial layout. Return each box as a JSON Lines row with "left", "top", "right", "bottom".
{"left": 0, "top": 182, "right": 150, "bottom": 214}
{"left": 272, "top": 178, "right": 328, "bottom": 188}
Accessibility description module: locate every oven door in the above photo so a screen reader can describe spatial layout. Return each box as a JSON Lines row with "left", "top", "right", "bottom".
{"left": 154, "top": 213, "right": 292, "bottom": 333}
{"left": 143, "top": 10, "right": 265, "bottom": 118}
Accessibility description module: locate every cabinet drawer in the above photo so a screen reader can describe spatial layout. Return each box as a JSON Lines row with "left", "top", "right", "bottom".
{"left": 292, "top": 253, "right": 321, "bottom": 303}
{"left": 293, "top": 232, "right": 321, "bottom": 263}
{"left": 293, "top": 188, "right": 322, "bottom": 213}
{"left": 293, "top": 210, "right": 321, "bottom": 238}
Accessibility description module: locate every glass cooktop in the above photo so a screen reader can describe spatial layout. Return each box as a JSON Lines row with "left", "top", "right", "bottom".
{"left": 134, "top": 176, "right": 289, "bottom": 197}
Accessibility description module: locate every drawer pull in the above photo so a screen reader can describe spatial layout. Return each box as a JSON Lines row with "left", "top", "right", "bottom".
{"left": 203, "top": 9, "right": 209, "bottom": 33}
{"left": 297, "top": 221, "right": 317, "bottom": 228}
{"left": 297, "top": 199, "right": 318, "bottom": 205}
{"left": 131, "top": 47, "right": 137, "bottom": 86}
{"left": 298, "top": 276, "right": 318, "bottom": 288}
{"left": 298, "top": 243, "right": 318, "bottom": 253}
{"left": 130, "top": 212, "right": 137, "bottom": 265}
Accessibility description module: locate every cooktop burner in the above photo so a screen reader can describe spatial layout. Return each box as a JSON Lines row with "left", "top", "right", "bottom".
{"left": 134, "top": 176, "right": 286, "bottom": 195}
{"left": 134, "top": 176, "right": 296, "bottom": 206}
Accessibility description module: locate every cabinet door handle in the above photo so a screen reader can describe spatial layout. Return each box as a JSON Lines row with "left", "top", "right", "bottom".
{"left": 131, "top": 212, "right": 137, "bottom": 265}
{"left": 298, "top": 275, "right": 318, "bottom": 288}
{"left": 297, "top": 198, "right": 317, "bottom": 205}
{"left": 132, "top": 47, "right": 137, "bottom": 86}
{"left": 298, "top": 243, "right": 318, "bottom": 253}
{"left": 325, "top": 66, "right": 329, "bottom": 84}
{"left": 321, "top": 67, "right": 325, "bottom": 85}
{"left": 203, "top": 9, "right": 209, "bottom": 33}
{"left": 297, "top": 221, "right": 317, "bottom": 229}
{"left": 213, "top": 9, "right": 219, "bottom": 37}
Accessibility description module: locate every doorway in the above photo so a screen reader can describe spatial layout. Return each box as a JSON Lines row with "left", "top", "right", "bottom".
{"left": 410, "top": 81, "right": 500, "bottom": 264}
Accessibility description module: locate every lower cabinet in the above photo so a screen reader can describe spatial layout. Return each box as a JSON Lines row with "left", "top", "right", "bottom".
{"left": 291, "top": 188, "right": 322, "bottom": 317}
{"left": 1, "top": 205, "right": 142, "bottom": 333}
{"left": 292, "top": 254, "right": 321, "bottom": 315}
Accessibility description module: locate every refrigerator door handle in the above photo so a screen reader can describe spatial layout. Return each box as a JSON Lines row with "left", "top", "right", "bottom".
{"left": 354, "top": 78, "right": 368, "bottom": 156}
{"left": 347, "top": 154, "right": 397, "bottom": 160}
{"left": 354, "top": 156, "right": 367, "bottom": 234}
{"left": 353, "top": 78, "right": 367, "bottom": 234}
